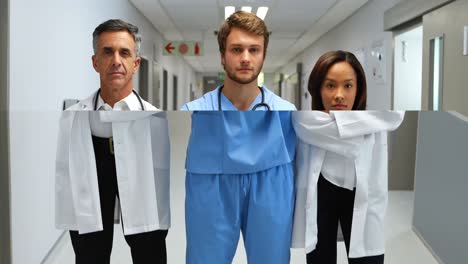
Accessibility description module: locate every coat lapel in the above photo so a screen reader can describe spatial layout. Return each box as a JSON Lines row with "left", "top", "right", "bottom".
{"left": 69, "top": 111, "right": 102, "bottom": 233}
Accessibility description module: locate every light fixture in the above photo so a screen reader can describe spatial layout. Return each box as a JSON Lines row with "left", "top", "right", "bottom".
{"left": 256, "top": 6, "right": 269, "bottom": 20}
{"left": 241, "top": 6, "right": 252, "bottom": 13}
{"left": 225, "top": 6, "right": 235, "bottom": 19}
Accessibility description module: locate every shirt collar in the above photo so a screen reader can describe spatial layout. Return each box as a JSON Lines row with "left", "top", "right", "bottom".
{"left": 97, "top": 90, "right": 143, "bottom": 111}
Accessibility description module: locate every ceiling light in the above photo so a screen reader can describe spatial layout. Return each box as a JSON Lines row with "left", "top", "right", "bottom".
{"left": 225, "top": 6, "right": 235, "bottom": 19}
{"left": 256, "top": 6, "right": 269, "bottom": 20}
{"left": 241, "top": 6, "right": 252, "bottom": 13}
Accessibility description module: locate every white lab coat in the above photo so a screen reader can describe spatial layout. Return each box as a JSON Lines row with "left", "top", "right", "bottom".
{"left": 291, "top": 111, "right": 404, "bottom": 258}
{"left": 55, "top": 92, "right": 170, "bottom": 235}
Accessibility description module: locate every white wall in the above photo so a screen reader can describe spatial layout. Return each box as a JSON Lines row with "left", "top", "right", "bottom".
{"left": 262, "top": 72, "right": 276, "bottom": 95}
{"left": 159, "top": 55, "right": 197, "bottom": 110}
{"left": 394, "top": 25, "right": 423, "bottom": 110}
{"left": 276, "top": 0, "right": 405, "bottom": 110}
{"left": 421, "top": 0, "right": 468, "bottom": 116}
{"left": 413, "top": 112, "right": 468, "bottom": 263}
{"left": 8, "top": 0, "right": 196, "bottom": 263}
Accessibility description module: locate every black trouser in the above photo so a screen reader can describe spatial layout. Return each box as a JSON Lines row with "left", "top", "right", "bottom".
{"left": 70, "top": 136, "right": 168, "bottom": 264}
{"left": 306, "top": 175, "right": 384, "bottom": 264}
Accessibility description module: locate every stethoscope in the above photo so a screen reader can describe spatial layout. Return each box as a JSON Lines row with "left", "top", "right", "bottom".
{"left": 217, "top": 86, "right": 271, "bottom": 111}
{"left": 93, "top": 88, "right": 145, "bottom": 110}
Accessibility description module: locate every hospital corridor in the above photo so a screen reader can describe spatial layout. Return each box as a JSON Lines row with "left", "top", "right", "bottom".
{"left": 1, "top": 0, "right": 468, "bottom": 263}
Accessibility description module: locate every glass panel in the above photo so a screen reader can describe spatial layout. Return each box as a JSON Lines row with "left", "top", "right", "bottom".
{"left": 429, "top": 36, "right": 444, "bottom": 111}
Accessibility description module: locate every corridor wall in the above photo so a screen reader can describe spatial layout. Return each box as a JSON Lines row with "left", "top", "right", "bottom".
{"left": 8, "top": 0, "right": 196, "bottom": 263}
{"left": 413, "top": 111, "right": 468, "bottom": 263}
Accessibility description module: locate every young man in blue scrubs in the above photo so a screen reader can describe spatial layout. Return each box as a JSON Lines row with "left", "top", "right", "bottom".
{"left": 181, "top": 10, "right": 295, "bottom": 111}
{"left": 182, "top": 11, "right": 296, "bottom": 264}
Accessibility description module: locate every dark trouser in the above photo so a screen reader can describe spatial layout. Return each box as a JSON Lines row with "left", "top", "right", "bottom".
{"left": 306, "top": 175, "right": 384, "bottom": 264}
{"left": 70, "top": 136, "right": 168, "bottom": 264}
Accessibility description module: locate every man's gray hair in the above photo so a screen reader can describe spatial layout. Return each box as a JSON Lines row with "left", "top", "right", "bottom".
{"left": 92, "top": 19, "right": 141, "bottom": 56}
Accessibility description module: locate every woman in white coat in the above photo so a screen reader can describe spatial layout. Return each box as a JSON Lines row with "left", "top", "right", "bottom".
{"left": 291, "top": 51, "right": 404, "bottom": 264}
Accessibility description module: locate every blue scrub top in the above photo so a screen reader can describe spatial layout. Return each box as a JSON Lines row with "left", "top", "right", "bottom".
{"left": 185, "top": 111, "right": 296, "bottom": 174}
{"left": 181, "top": 86, "right": 297, "bottom": 111}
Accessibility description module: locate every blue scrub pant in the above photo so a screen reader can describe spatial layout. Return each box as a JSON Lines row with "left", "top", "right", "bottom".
{"left": 185, "top": 163, "right": 295, "bottom": 264}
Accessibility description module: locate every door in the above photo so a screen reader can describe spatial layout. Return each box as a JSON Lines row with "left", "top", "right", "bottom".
{"left": 162, "top": 69, "right": 168, "bottom": 110}
{"left": 173, "top": 75, "right": 178, "bottom": 110}
{"left": 138, "top": 57, "right": 149, "bottom": 101}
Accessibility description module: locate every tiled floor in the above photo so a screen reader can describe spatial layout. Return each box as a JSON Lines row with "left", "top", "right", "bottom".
{"left": 44, "top": 191, "right": 438, "bottom": 264}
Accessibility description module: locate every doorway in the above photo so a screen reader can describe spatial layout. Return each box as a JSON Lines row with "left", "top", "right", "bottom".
{"left": 138, "top": 57, "right": 149, "bottom": 102}
{"left": 173, "top": 75, "right": 178, "bottom": 110}
{"left": 162, "top": 69, "right": 168, "bottom": 110}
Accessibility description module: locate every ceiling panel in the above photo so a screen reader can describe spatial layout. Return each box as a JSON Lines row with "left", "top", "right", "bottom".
{"left": 130, "top": 0, "right": 369, "bottom": 73}
{"left": 267, "top": 0, "right": 337, "bottom": 32}
{"left": 159, "top": 0, "right": 221, "bottom": 31}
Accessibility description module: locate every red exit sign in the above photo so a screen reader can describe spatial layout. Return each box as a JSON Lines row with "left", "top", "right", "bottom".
{"left": 163, "top": 41, "right": 204, "bottom": 56}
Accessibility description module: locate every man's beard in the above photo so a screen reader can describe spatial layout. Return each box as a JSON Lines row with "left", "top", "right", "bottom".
{"left": 223, "top": 64, "right": 262, "bottom": 85}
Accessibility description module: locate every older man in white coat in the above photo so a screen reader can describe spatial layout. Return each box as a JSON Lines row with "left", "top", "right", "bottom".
{"left": 55, "top": 19, "right": 170, "bottom": 264}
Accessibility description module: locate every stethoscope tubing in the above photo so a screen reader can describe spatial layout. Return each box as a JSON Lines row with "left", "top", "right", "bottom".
{"left": 217, "top": 86, "right": 271, "bottom": 111}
